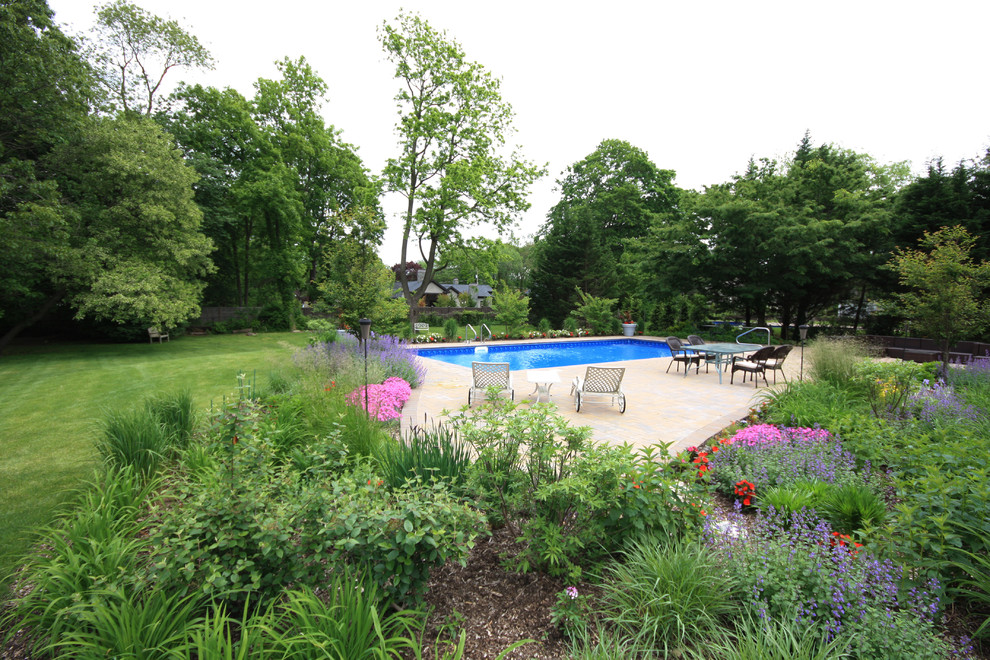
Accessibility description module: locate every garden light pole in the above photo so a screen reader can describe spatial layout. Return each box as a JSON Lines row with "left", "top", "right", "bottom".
{"left": 360, "top": 318, "right": 371, "bottom": 415}
{"left": 799, "top": 324, "right": 809, "bottom": 381}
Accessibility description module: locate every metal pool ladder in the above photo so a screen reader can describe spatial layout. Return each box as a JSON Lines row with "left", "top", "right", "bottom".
{"left": 736, "top": 326, "right": 771, "bottom": 345}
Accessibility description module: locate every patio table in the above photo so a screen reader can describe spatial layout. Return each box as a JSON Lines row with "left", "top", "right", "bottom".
{"left": 683, "top": 343, "right": 763, "bottom": 384}
{"left": 526, "top": 369, "right": 561, "bottom": 403}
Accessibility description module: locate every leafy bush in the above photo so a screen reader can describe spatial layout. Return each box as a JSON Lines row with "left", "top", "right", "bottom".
{"left": 599, "top": 535, "right": 740, "bottom": 655}
{"left": 448, "top": 398, "right": 708, "bottom": 579}
{"left": 442, "top": 317, "right": 459, "bottom": 340}
{"left": 323, "top": 470, "right": 486, "bottom": 604}
{"left": 819, "top": 482, "right": 888, "bottom": 535}
{"left": 537, "top": 317, "right": 552, "bottom": 333}
{"left": 569, "top": 287, "right": 617, "bottom": 335}
{"left": 759, "top": 380, "right": 867, "bottom": 429}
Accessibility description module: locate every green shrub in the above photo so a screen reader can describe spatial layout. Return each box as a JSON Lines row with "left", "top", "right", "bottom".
{"left": 756, "top": 481, "right": 832, "bottom": 519}
{"left": 759, "top": 380, "right": 867, "bottom": 429}
{"left": 323, "top": 470, "right": 487, "bottom": 605}
{"left": 442, "top": 317, "right": 459, "bottom": 341}
{"left": 537, "top": 317, "right": 552, "bottom": 333}
{"left": 600, "top": 535, "right": 740, "bottom": 655}
{"left": 562, "top": 316, "right": 578, "bottom": 333}
{"left": 449, "top": 398, "right": 708, "bottom": 579}
{"left": 819, "top": 483, "right": 888, "bottom": 535}
{"left": 695, "top": 612, "right": 851, "bottom": 660}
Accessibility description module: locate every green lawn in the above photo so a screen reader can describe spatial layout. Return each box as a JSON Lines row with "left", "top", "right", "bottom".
{"left": 0, "top": 332, "right": 313, "bottom": 580}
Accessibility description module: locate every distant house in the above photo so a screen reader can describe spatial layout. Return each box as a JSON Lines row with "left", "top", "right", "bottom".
{"left": 392, "top": 271, "right": 493, "bottom": 307}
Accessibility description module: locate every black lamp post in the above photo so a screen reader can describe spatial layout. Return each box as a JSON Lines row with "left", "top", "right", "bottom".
{"left": 799, "top": 324, "right": 809, "bottom": 381}
{"left": 359, "top": 318, "right": 371, "bottom": 415}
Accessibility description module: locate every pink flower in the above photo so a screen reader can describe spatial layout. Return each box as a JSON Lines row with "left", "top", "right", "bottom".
{"left": 347, "top": 377, "right": 412, "bottom": 421}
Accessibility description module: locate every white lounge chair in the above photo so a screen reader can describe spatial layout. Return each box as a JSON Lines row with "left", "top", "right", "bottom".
{"left": 571, "top": 366, "right": 626, "bottom": 413}
{"left": 468, "top": 361, "right": 514, "bottom": 405}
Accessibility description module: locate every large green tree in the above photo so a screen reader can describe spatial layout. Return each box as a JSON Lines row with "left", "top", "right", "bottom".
{"left": 88, "top": 0, "right": 212, "bottom": 115}
{"left": 380, "top": 12, "right": 544, "bottom": 327}
{"left": 530, "top": 139, "right": 678, "bottom": 325}
{"left": 0, "top": 115, "right": 214, "bottom": 351}
{"left": 163, "top": 60, "right": 379, "bottom": 322}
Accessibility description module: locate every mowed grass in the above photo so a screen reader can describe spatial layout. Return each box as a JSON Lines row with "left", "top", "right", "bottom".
{"left": 0, "top": 332, "right": 313, "bottom": 580}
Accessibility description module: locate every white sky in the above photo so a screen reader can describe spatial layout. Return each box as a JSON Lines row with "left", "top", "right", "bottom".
{"left": 49, "top": 0, "right": 990, "bottom": 265}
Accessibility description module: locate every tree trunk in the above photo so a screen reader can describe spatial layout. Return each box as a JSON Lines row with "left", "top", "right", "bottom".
{"left": 852, "top": 286, "right": 867, "bottom": 333}
{"left": 0, "top": 290, "right": 65, "bottom": 355}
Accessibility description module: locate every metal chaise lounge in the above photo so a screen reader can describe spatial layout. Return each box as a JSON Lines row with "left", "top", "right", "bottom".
{"left": 468, "top": 361, "right": 514, "bottom": 405}
{"left": 571, "top": 366, "right": 626, "bottom": 413}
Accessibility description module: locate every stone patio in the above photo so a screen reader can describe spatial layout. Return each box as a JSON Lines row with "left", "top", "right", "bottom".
{"left": 401, "top": 337, "right": 804, "bottom": 454}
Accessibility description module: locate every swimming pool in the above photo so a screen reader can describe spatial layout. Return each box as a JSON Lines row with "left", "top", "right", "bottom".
{"left": 414, "top": 339, "right": 673, "bottom": 370}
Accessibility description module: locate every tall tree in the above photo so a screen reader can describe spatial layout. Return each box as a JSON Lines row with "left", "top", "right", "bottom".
{"left": 380, "top": 12, "right": 544, "bottom": 327}
{"left": 887, "top": 225, "right": 990, "bottom": 372}
{"left": 530, "top": 139, "right": 678, "bottom": 324}
{"left": 88, "top": 0, "right": 212, "bottom": 115}
{"left": 0, "top": 0, "right": 94, "bottom": 345}
{"left": 0, "top": 115, "right": 214, "bottom": 351}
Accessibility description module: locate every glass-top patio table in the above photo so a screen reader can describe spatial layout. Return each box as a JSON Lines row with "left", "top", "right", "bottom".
{"left": 683, "top": 343, "right": 763, "bottom": 384}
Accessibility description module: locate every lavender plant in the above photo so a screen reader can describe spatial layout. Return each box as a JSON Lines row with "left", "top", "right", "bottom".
{"left": 294, "top": 333, "right": 426, "bottom": 388}
{"left": 908, "top": 378, "right": 985, "bottom": 429}
{"left": 704, "top": 508, "right": 952, "bottom": 658}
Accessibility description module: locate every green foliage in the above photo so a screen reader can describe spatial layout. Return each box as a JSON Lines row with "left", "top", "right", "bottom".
{"left": 449, "top": 398, "right": 707, "bottom": 579}
{"left": 375, "top": 422, "right": 473, "bottom": 493}
{"left": 97, "top": 405, "right": 170, "bottom": 477}
{"left": 569, "top": 287, "right": 617, "bottom": 335}
{"left": 819, "top": 483, "right": 888, "bottom": 535}
{"left": 260, "top": 575, "right": 421, "bottom": 658}
{"left": 807, "top": 336, "right": 876, "bottom": 386}
{"left": 489, "top": 282, "right": 530, "bottom": 334}
{"left": 381, "top": 12, "right": 544, "bottom": 322}
{"left": 146, "top": 390, "right": 196, "bottom": 450}
{"left": 599, "top": 536, "right": 739, "bottom": 655}
{"left": 756, "top": 481, "right": 832, "bottom": 519}
{"left": 323, "top": 471, "right": 487, "bottom": 605}
{"left": 759, "top": 380, "right": 867, "bottom": 428}
{"left": 696, "top": 612, "right": 851, "bottom": 660}
{"left": 54, "top": 587, "right": 203, "bottom": 658}
{"left": 887, "top": 225, "right": 990, "bottom": 369}
{"left": 442, "top": 317, "right": 459, "bottom": 341}
{"left": 1, "top": 466, "right": 159, "bottom": 656}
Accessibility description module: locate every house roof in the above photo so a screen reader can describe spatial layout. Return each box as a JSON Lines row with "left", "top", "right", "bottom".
{"left": 392, "top": 280, "right": 493, "bottom": 299}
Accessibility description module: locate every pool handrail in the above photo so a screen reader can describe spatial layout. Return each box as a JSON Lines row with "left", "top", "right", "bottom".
{"left": 736, "top": 326, "right": 771, "bottom": 345}
{"left": 481, "top": 323, "right": 493, "bottom": 342}
{"left": 465, "top": 324, "right": 478, "bottom": 342}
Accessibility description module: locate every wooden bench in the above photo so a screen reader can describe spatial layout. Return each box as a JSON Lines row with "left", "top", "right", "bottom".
{"left": 148, "top": 327, "right": 169, "bottom": 343}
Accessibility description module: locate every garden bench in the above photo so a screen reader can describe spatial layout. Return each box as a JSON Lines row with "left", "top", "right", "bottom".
{"left": 414, "top": 322, "right": 429, "bottom": 333}
{"left": 147, "top": 327, "right": 169, "bottom": 343}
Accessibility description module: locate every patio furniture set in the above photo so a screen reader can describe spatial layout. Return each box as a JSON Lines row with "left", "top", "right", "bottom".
{"left": 467, "top": 362, "right": 626, "bottom": 413}
{"left": 666, "top": 336, "right": 794, "bottom": 387}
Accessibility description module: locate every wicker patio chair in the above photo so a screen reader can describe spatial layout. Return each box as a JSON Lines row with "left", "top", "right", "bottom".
{"left": 468, "top": 362, "right": 514, "bottom": 405}
{"left": 686, "top": 334, "right": 714, "bottom": 373}
{"left": 765, "top": 344, "right": 794, "bottom": 384}
{"left": 729, "top": 345, "right": 777, "bottom": 387}
{"left": 665, "top": 337, "right": 701, "bottom": 374}
{"left": 570, "top": 366, "right": 626, "bottom": 413}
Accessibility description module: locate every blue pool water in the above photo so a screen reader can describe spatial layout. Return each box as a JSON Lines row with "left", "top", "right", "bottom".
{"left": 414, "top": 339, "right": 672, "bottom": 370}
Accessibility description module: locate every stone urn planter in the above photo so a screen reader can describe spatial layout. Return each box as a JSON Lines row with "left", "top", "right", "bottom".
{"left": 622, "top": 323, "right": 637, "bottom": 337}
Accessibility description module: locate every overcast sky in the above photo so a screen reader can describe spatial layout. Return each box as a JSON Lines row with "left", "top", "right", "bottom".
{"left": 49, "top": 0, "right": 990, "bottom": 264}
